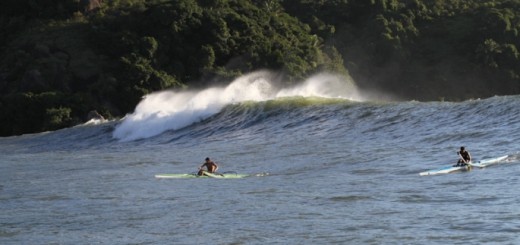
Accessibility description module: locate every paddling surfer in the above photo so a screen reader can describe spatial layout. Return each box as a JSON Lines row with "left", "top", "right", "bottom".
{"left": 198, "top": 157, "right": 218, "bottom": 176}
{"left": 456, "top": 147, "right": 472, "bottom": 166}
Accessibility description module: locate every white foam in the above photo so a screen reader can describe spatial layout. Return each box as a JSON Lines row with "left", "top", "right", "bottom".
{"left": 112, "top": 71, "right": 361, "bottom": 141}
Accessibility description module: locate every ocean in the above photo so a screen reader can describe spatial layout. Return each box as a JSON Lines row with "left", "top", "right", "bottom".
{"left": 1, "top": 72, "right": 520, "bottom": 244}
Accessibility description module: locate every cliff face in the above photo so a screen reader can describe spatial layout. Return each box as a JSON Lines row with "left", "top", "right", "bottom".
{"left": 0, "top": 0, "right": 519, "bottom": 136}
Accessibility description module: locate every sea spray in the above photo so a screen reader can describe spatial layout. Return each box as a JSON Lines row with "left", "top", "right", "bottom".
{"left": 277, "top": 73, "right": 360, "bottom": 99}
{"left": 113, "top": 71, "right": 360, "bottom": 141}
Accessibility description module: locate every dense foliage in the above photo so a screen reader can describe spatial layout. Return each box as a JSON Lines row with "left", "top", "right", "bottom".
{"left": 1, "top": 0, "right": 519, "bottom": 136}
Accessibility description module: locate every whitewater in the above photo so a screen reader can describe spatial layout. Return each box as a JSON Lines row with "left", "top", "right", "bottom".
{"left": 1, "top": 71, "right": 520, "bottom": 244}
{"left": 112, "top": 71, "right": 362, "bottom": 141}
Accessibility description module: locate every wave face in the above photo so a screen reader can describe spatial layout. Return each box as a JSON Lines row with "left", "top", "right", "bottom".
{"left": 112, "top": 71, "right": 361, "bottom": 141}
{"left": 2, "top": 82, "right": 520, "bottom": 157}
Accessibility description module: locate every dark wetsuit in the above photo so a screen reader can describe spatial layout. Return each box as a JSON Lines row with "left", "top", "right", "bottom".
{"left": 458, "top": 150, "right": 471, "bottom": 164}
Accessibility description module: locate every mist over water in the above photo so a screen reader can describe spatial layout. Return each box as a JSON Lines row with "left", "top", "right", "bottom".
{"left": 113, "top": 71, "right": 361, "bottom": 141}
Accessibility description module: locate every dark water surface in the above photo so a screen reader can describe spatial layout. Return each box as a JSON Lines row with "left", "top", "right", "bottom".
{"left": 1, "top": 95, "right": 520, "bottom": 244}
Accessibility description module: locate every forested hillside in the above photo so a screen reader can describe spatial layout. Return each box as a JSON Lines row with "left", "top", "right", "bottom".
{"left": 1, "top": 0, "right": 519, "bottom": 136}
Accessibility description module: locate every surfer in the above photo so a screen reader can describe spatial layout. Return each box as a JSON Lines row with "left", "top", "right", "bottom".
{"left": 198, "top": 157, "right": 218, "bottom": 176}
{"left": 456, "top": 147, "right": 472, "bottom": 166}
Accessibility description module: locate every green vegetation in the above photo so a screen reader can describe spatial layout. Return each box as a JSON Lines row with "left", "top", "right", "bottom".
{"left": 1, "top": 0, "right": 519, "bottom": 136}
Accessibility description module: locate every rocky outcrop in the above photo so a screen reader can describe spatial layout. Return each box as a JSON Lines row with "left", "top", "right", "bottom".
{"left": 79, "top": 0, "right": 103, "bottom": 13}
{"left": 87, "top": 110, "right": 105, "bottom": 121}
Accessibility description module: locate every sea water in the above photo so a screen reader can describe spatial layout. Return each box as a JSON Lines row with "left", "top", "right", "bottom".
{"left": 1, "top": 72, "right": 520, "bottom": 244}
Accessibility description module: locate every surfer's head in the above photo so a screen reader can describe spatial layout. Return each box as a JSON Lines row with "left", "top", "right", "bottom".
{"left": 460, "top": 147, "right": 465, "bottom": 151}
{"left": 205, "top": 157, "right": 210, "bottom": 161}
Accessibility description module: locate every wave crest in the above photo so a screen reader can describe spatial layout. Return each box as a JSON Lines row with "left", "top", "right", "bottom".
{"left": 112, "top": 71, "right": 361, "bottom": 141}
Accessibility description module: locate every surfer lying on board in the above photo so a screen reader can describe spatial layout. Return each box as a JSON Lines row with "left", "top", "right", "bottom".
{"left": 198, "top": 157, "right": 218, "bottom": 176}
{"left": 456, "top": 147, "right": 472, "bottom": 166}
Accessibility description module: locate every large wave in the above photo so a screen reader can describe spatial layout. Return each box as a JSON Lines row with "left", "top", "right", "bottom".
{"left": 112, "top": 71, "right": 362, "bottom": 141}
